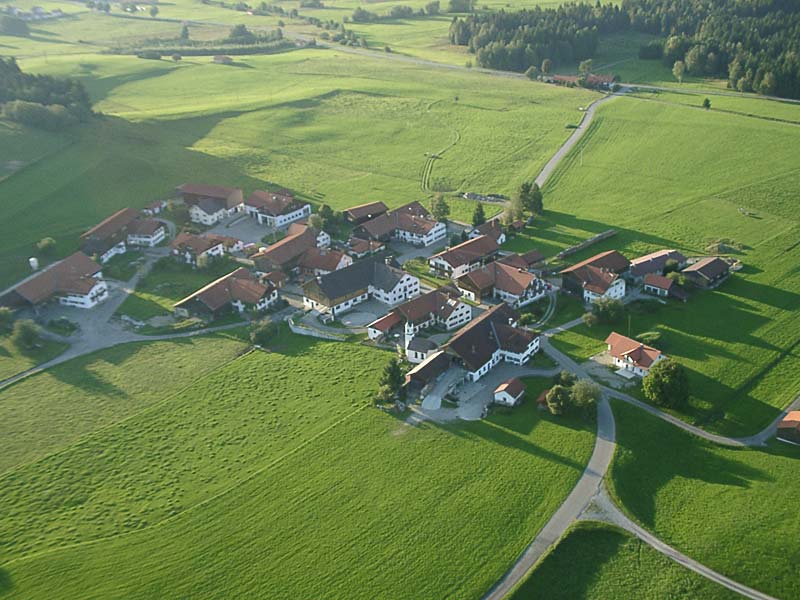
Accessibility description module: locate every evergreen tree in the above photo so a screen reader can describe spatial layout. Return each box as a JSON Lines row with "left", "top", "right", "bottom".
{"left": 471, "top": 203, "right": 486, "bottom": 227}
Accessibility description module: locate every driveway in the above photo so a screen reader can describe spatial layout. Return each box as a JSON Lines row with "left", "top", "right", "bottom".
{"left": 207, "top": 213, "right": 272, "bottom": 245}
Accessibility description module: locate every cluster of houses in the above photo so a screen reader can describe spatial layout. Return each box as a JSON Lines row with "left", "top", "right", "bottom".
{"left": 3, "top": 5, "right": 65, "bottom": 20}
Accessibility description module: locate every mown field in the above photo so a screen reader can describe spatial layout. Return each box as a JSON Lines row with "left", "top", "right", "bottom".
{"left": 0, "top": 335, "right": 68, "bottom": 382}
{"left": 0, "top": 334, "right": 595, "bottom": 599}
{"left": 511, "top": 521, "right": 737, "bottom": 599}
{"left": 516, "top": 94, "right": 800, "bottom": 436}
{"left": 608, "top": 400, "right": 800, "bottom": 600}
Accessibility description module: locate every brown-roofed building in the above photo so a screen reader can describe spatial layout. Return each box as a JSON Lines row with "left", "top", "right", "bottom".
{"left": 176, "top": 183, "right": 244, "bottom": 226}
{"left": 2, "top": 252, "right": 108, "bottom": 309}
{"left": 406, "top": 336, "right": 439, "bottom": 364}
{"left": 605, "top": 332, "right": 665, "bottom": 377}
{"left": 498, "top": 250, "right": 545, "bottom": 271}
{"left": 171, "top": 233, "right": 226, "bottom": 267}
{"left": 126, "top": 218, "right": 166, "bottom": 248}
{"left": 202, "top": 233, "right": 245, "bottom": 254}
{"left": 367, "top": 287, "right": 472, "bottom": 341}
{"left": 299, "top": 248, "right": 353, "bottom": 276}
{"left": 404, "top": 350, "right": 451, "bottom": 396}
{"left": 429, "top": 235, "right": 500, "bottom": 279}
{"left": 560, "top": 250, "right": 629, "bottom": 303}
{"left": 174, "top": 267, "right": 277, "bottom": 317}
{"left": 80, "top": 207, "right": 164, "bottom": 263}
{"left": 244, "top": 190, "right": 311, "bottom": 228}
{"left": 344, "top": 201, "right": 389, "bottom": 224}
{"left": 251, "top": 224, "right": 328, "bottom": 274}
{"left": 629, "top": 249, "right": 687, "bottom": 281}
{"left": 469, "top": 219, "right": 506, "bottom": 245}
{"left": 494, "top": 377, "right": 526, "bottom": 406}
{"left": 446, "top": 303, "right": 539, "bottom": 381}
{"left": 353, "top": 201, "right": 446, "bottom": 247}
{"left": 142, "top": 199, "right": 167, "bottom": 216}
{"left": 777, "top": 411, "right": 800, "bottom": 444}
{"left": 682, "top": 257, "right": 730, "bottom": 288}
{"left": 643, "top": 273, "right": 688, "bottom": 302}
{"left": 347, "top": 237, "right": 384, "bottom": 259}
{"left": 457, "top": 260, "right": 548, "bottom": 307}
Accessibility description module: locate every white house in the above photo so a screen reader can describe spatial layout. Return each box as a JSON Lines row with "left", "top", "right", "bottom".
{"left": 367, "top": 287, "right": 472, "bottom": 342}
{"left": 7, "top": 252, "right": 109, "bottom": 309}
{"left": 170, "top": 233, "right": 225, "bottom": 267}
{"left": 127, "top": 220, "right": 166, "bottom": 247}
{"left": 406, "top": 336, "right": 439, "bottom": 364}
{"left": 245, "top": 190, "right": 312, "bottom": 228}
{"left": 428, "top": 234, "right": 499, "bottom": 279}
{"left": 583, "top": 276, "right": 626, "bottom": 304}
{"left": 493, "top": 377, "right": 526, "bottom": 406}
{"left": 605, "top": 332, "right": 665, "bottom": 377}
{"left": 174, "top": 267, "right": 278, "bottom": 317}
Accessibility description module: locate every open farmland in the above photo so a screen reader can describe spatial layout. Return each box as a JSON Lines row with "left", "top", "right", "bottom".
{"left": 0, "top": 337, "right": 595, "bottom": 599}
{"left": 608, "top": 400, "right": 800, "bottom": 600}
{"left": 511, "top": 521, "right": 737, "bottom": 600}
{"left": 0, "top": 335, "right": 68, "bottom": 382}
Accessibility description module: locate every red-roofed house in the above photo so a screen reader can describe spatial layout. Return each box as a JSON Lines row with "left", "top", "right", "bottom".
{"left": 643, "top": 273, "right": 688, "bottom": 301}
{"left": 469, "top": 219, "right": 506, "bottom": 245}
{"left": 560, "top": 250, "right": 629, "bottom": 303}
{"left": 457, "top": 260, "right": 547, "bottom": 307}
{"left": 170, "top": 233, "right": 225, "bottom": 267}
{"left": 176, "top": 183, "right": 244, "bottom": 226}
{"left": 366, "top": 287, "right": 472, "bottom": 341}
{"left": 299, "top": 248, "right": 353, "bottom": 276}
{"left": 245, "top": 190, "right": 311, "bottom": 228}
{"left": 428, "top": 234, "right": 500, "bottom": 279}
{"left": 174, "top": 267, "right": 277, "bottom": 317}
{"left": 605, "top": 332, "right": 665, "bottom": 377}
{"left": 353, "top": 201, "right": 446, "bottom": 247}
{"left": 494, "top": 377, "right": 526, "bottom": 406}
{"left": 777, "top": 411, "right": 800, "bottom": 444}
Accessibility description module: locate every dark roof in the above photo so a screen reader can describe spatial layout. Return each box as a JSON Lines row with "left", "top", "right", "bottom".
{"left": 246, "top": 190, "right": 305, "bottom": 216}
{"left": 394, "top": 288, "right": 464, "bottom": 324}
{"left": 175, "top": 268, "right": 273, "bottom": 311}
{"left": 303, "top": 257, "right": 409, "bottom": 301}
{"left": 643, "top": 273, "right": 674, "bottom": 290}
{"left": 472, "top": 219, "right": 505, "bottom": 242}
{"left": 629, "top": 249, "right": 687, "bottom": 278}
{"left": 404, "top": 351, "right": 450, "bottom": 386}
{"left": 560, "top": 250, "right": 630, "bottom": 275}
{"left": 171, "top": 232, "right": 221, "bottom": 255}
{"left": 682, "top": 257, "right": 729, "bottom": 281}
{"left": 431, "top": 235, "right": 499, "bottom": 268}
{"left": 560, "top": 250, "right": 628, "bottom": 294}
{"left": 299, "top": 248, "right": 348, "bottom": 272}
{"left": 14, "top": 252, "right": 102, "bottom": 304}
{"left": 407, "top": 336, "right": 438, "bottom": 352}
{"left": 344, "top": 201, "right": 388, "bottom": 221}
{"left": 252, "top": 225, "right": 317, "bottom": 269}
{"left": 81, "top": 208, "right": 140, "bottom": 240}
{"left": 356, "top": 201, "right": 439, "bottom": 239}
{"left": 128, "top": 218, "right": 164, "bottom": 236}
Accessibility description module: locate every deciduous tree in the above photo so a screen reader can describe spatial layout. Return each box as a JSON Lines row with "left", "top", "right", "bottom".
{"left": 642, "top": 358, "right": 689, "bottom": 409}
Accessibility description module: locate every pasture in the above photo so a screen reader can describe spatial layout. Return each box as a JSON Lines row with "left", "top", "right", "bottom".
{"left": 0, "top": 336, "right": 595, "bottom": 599}
{"left": 0, "top": 335, "right": 68, "bottom": 382}
{"left": 609, "top": 400, "right": 800, "bottom": 600}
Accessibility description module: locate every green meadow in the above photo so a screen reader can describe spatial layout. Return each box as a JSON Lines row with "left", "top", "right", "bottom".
{"left": 0, "top": 335, "right": 595, "bottom": 599}
{"left": 0, "top": 335, "right": 68, "bottom": 382}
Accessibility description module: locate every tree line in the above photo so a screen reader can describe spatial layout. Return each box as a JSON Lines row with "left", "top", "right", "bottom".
{"left": 449, "top": 0, "right": 800, "bottom": 99}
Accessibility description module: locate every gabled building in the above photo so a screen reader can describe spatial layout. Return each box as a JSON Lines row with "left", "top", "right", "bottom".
{"left": 347, "top": 237, "right": 384, "bottom": 259}
{"left": 203, "top": 233, "right": 245, "bottom": 254}
{"left": 170, "top": 233, "right": 225, "bottom": 267}
{"left": 2, "top": 252, "right": 108, "bottom": 309}
{"left": 244, "top": 190, "right": 311, "bottom": 228}
{"left": 81, "top": 208, "right": 165, "bottom": 262}
{"left": 299, "top": 248, "right": 353, "bottom": 276}
{"left": 353, "top": 201, "right": 446, "bottom": 247}
{"left": 174, "top": 267, "right": 278, "bottom": 317}
{"left": 176, "top": 183, "right": 244, "bottom": 226}
{"left": 126, "top": 218, "right": 166, "bottom": 248}
{"left": 445, "top": 303, "right": 539, "bottom": 381}
{"left": 344, "top": 201, "right": 389, "bottom": 224}
{"left": 494, "top": 377, "right": 526, "bottom": 406}
{"left": 428, "top": 234, "right": 500, "bottom": 279}
{"left": 404, "top": 350, "right": 451, "bottom": 397}
{"left": 366, "top": 287, "right": 472, "bottom": 341}
{"left": 560, "top": 250, "right": 629, "bottom": 303}
{"left": 682, "top": 257, "right": 730, "bottom": 288}
{"left": 251, "top": 224, "right": 328, "bottom": 274}
{"left": 142, "top": 199, "right": 167, "bottom": 216}
{"left": 605, "top": 332, "right": 664, "bottom": 377}
{"left": 469, "top": 218, "right": 506, "bottom": 245}
{"left": 777, "top": 411, "right": 800, "bottom": 444}
{"left": 643, "top": 274, "right": 688, "bottom": 302}
{"left": 497, "top": 249, "right": 545, "bottom": 271}
{"left": 629, "top": 249, "right": 687, "bottom": 281}
{"left": 456, "top": 260, "right": 547, "bottom": 307}
{"left": 406, "top": 336, "right": 439, "bottom": 364}
{"left": 302, "top": 257, "right": 420, "bottom": 317}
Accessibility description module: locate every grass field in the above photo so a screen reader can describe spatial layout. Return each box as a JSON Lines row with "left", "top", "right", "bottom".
{"left": 511, "top": 521, "right": 737, "bottom": 599}
{"left": 0, "top": 336, "right": 595, "bottom": 599}
{"left": 0, "top": 335, "right": 68, "bottom": 382}
{"left": 608, "top": 400, "right": 800, "bottom": 600}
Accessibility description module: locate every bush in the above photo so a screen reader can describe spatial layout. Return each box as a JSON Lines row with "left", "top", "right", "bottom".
{"left": 570, "top": 379, "right": 600, "bottom": 416}
{"left": 591, "top": 297, "right": 624, "bottom": 324}
{"left": 519, "top": 313, "right": 536, "bottom": 326}
{"left": 2, "top": 100, "right": 78, "bottom": 131}
{"left": 636, "top": 331, "right": 662, "bottom": 346}
{"left": 136, "top": 50, "right": 162, "bottom": 60}
{"left": 642, "top": 358, "right": 689, "bottom": 409}
{"left": 582, "top": 312, "right": 598, "bottom": 327}
{"left": 12, "top": 319, "right": 41, "bottom": 350}
{"left": 0, "top": 307, "right": 14, "bottom": 333}
{"left": 36, "top": 237, "right": 57, "bottom": 255}
{"left": 553, "top": 370, "right": 577, "bottom": 387}
{"left": 250, "top": 319, "right": 278, "bottom": 346}
{"left": 546, "top": 385, "right": 571, "bottom": 415}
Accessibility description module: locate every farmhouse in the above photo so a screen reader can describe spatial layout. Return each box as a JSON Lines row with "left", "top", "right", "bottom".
{"left": 446, "top": 303, "right": 539, "bottom": 382}
{"left": 429, "top": 235, "right": 500, "bottom": 279}
{"left": 353, "top": 201, "right": 446, "bottom": 247}
{"left": 176, "top": 183, "right": 244, "bottom": 226}
{"left": 629, "top": 249, "right": 687, "bottom": 281}
{"left": 404, "top": 350, "right": 451, "bottom": 396}
{"left": 776, "top": 411, "right": 800, "bottom": 444}
{"left": 203, "top": 233, "right": 245, "bottom": 254}
{"left": 497, "top": 249, "right": 545, "bottom": 271}
{"left": 251, "top": 223, "right": 329, "bottom": 274}
{"left": 643, "top": 274, "right": 688, "bottom": 301}
{"left": 142, "top": 199, "right": 167, "bottom": 216}
{"left": 560, "top": 250, "right": 629, "bottom": 303}
{"left": 302, "top": 257, "right": 420, "bottom": 317}
{"left": 456, "top": 260, "right": 547, "bottom": 307}
{"left": 174, "top": 267, "right": 277, "bottom": 317}
{"left": 406, "top": 336, "right": 440, "bottom": 364}
{"left": 366, "top": 287, "right": 472, "bottom": 341}
{"left": 605, "top": 332, "right": 665, "bottom": 377}
{"left": 494, "top": 377, "right": 526, "bottom": 406}
{"left": 344, "top": 201, "right": 389, "bottom": 224}
{"left": 170, "top": 233, "right": 225, "bottom": 267}
{"left": 682, "top": 257, "right": 730, "bottom": 288}
{"left": 469, "top": 219, "right": 506, "bottom": 244}
{"left": 347, "top": 237, "right": 384, "bottom": 259}
{"left": 299, "top": 248, "right": 353, "bottom": 276}
{"left": 244, "top": 190, "right": 311, "bottom": 228}
{"left": 2, "top": 252, "right": 108, "bottom": 309}
{"left": 81, "top": 208, "right": 165, "bottom": 262}
{"left": 126, "top": 218, "right": 167, "bottom": 248}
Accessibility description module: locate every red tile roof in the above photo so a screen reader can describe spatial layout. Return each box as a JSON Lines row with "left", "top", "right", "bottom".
{"left": 81, "top": 208, "right": 140, "bottom": 240}
{"left": 643, "top": 273, "right": 674, "bottom": 290}
{"left": 495, "top": 377, "right": 525, "bottom": 398}
{"left": 246, "top": 190, "right": 303, "bottom": 216}
{"left": 175, "top": 267, "right": 273, "bottom": 311}
{"left": 14, "top": 252, "right": 102, "bottom": 304}
{"left": 299, "top": 248, "right": 348, "bottom": 272}
{"left": 630, "top": 249, "right": 686, "bottom": 278}
{"left": 605, "top": 332, "right": 662, "bottom": 369}
{"left": 171, "top": 232, "right": 221, "bottom": 255}
{"left": 431, "top": 235, "right": 499, "bottom": 268}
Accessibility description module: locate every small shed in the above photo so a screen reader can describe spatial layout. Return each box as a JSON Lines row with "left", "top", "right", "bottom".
{"left": 493, "top": 377, "right": 526, "bottom": 407}
{"left": 777, "top": 411, "right": 800, "bottom": 444}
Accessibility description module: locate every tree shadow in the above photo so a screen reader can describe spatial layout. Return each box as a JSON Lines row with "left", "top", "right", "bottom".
{"left": 0, "top": 567, "right": 13, "bottom": 594}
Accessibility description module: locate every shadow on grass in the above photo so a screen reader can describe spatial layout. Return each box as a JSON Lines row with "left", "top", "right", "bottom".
{"left": 0, "top": 567, "right": 13, "bottom": 594}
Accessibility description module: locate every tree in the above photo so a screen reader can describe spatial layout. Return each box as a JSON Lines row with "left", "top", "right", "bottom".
{"left": 307, "top": 213, "right": 324, "bottom": 230}
{"left": 702, "top": 97, "right": 711, "bottom": 110}
{"left": 0, "top": 306, "right": 14, "bottom": 333}
{"left": 377, "top": 358, "right": 404, "bottom": 403}
{"left": 36, "top": 237, "right": 56, "bottom": 255}
{"left": 12, "top": 319, "right": 40, "bottom": 350}
{"left": 578, "top": 59, "right": 593, "bottom": 75}
{"left": 570, "top": 379, "right": 600, "bottom": 415}
{"left": 180, "top": 24, "right": 190, "bottom": 40}
{"left": 425, "top": 0, "right": 439, "bottom": 15}
{"left": 545, "top": 385, "right": 571, "bottom": 415}
{"left": 541, "top": 58, "right": 553, "bottom": 74}
{"left": 591, "top": 297, "right": 624, "bottom": 323}
{"left": 667, "top": 271, "right": 687, "bottom": 287}
{"left": 554, "top": 370, "right": 577, "bottom": 388}
{"left": 507, "top": 194, "right": 525, "bottom": 222}
{"left": 582, "top": 312, "right": 598, "bottom": 327}
{"left": 471, "top": 202, "right": 486, "bottom": 227}
{"left": 672, "top": 60, "right": 686, "bottom": 84}
{"left": 250, "top": 319, "right": 278, "bottom": 346}
{"left": 430, "top": 193, "right": 450, "bottom": 222}
{"left": 525, "top": 65, "right": 539, "bottom": 80}
{"left": 149, "top": 5, "right": 159, "bottom": 17}
{"left": 172, "top": 54, "right": 182, "bottom": 62}
{"left": 529, "top": 182, "right": 543, "bottom": 214}
{"left": 642, "top": 358, "right": 689, "bottom": 409}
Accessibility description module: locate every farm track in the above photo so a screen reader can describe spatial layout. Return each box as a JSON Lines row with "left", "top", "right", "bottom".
{"left": 420, "top": 128, "right": 460, "bottom": 192}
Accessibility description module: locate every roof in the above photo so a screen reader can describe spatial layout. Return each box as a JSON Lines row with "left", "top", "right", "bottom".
{"left": 682, "top": 257, "right": 729, "bottom": 281}
{"left": 560, "top": 251, "right": 628, "bottom": 295}
{"left": 14, "top": 252, "right": 102, "bottom": 304}
{"left": 458, "top": 260, "right": 538, "bottom": 296}
{"left": 407, "top": 336, "right": 438, "bottom": 352}
{"left": 127, "top": 218, "right": 164, "bottom": 236}
{"left": 357, "top": 201, "right": 438, "bottom": 239}
{"left": 344, "top": 201, "right": 388, "bottom": 221}
{"left": 560, "top": 250, "right": 630, "bottom": 275}
{"left": 472, "top": 219, "right": 505, "bottom": 242}
{"left": 348, "top": 237, "right": 384, "bottom": 255}
{"left": 252, "top": 225, "right": 317, "bottom": 269}
{"left": 81, "top": 208, "right": 140, "bottom": 240}
{"left": 405, "top": 351, "right": 450, "bottom": 385}
{"left": 303, "top": 257, "right": 410, "bottom": 302}
{"left": 260, "top": 271, "right": 286, "bottom": 286}
{"left": 175, "top": 268, "right": 272, "bottom": 311}
{"left": 446, "top": 303, "right": 535, "bottom": 372}
{"left": 431, "top": 235, "right": 499, "bottom": 268}
{"left": 367, "top": 310, "right": 404, "bottom": 333}
{"left": 395, "top": 288, "right": 465, "bottom": 324}
{"left": 495, "top": 377, "right": 525, "bottom": 398}
{"left": 778, "top": 411, "right": 800, "bottom": 431}
{"left": 203, "top": 233, "right": 242, "bottom": 248}
{"left": 177, "top": 183, "right": 240, "bottom": 202}
{"left": 605, "top": 332, "right": 662, "bottom": 369}
{"left": 171, "top": 232, "right": 221, "bottom": 255}
{"left": 299, "top": 248, "right": 347, "bottom": 272}
{"left": 629, "top": 249, "right": 687, "bottom": 278}
{"left": 643, "top": 273, "right": 675, "bottom": 290}
{"left": 246, "top": 190, "right": 304, "bottom": 216}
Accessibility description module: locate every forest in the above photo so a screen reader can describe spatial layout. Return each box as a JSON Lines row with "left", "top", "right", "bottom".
{"left": 449, "top": 0, "right": 800, "bottom": 98}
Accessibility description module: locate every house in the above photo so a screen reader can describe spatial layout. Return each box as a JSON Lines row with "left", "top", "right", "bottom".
{"left": 629, "top": 249, "right": 687, "bottom": 281}
{"left": 302, "top": 257, "right": 420, "bottom": 317}
{"left": 406, "top": 336, "right": 439, "bottom": 364}
{"left": 494, "top": 377, "right": 526, "bottom": 406}
{"left": 203, "top": 234, "right": 245, "bottom": 254}
{"left": 142, "top": 199, "right": 167, "bottom": 216}
{"left": 404, "top": 351, "right": 451, "bottom": 397}
{"left": 174, "top": 267, "right": 277, "bottom": 317}
{"left": 429, "top": 235, "right": 500, "bottom": 279}
{"left": 213, "top": 55, "right": 233, "bottom": 65}
{"left": 456, "top": 260, "right": 547, "bottom": 307}
{"left": 251, "top": 224, "right": 329, "bottom": 274}
{"left": 643, "top": 274, "right": 688, "bottom": 302}
{"left": 497, "top": 249, "right": 545, "bottom": 271}
{"left": 80, "top": 207, "right": 139, "bottom": 263}
{"left": 126, "top": 218, "right": 166, "bottom": 247}
{"left": 367, "top": 287, "right": 472, "bottom": 341}
{"left": 176, "top": 183, "right": 244, "bottom": 226}
{"left": 347, "top": 237, "right": 384, "bottom": 259}
{"left": 344, "top": 201, "right": 389, "bottom": 224}
{"left": 299, "top": 248, "right": 353, "bottom": 276}
{"left": 776, "top": 411, "right": 800, "bottom": 444}
{"left": 446, "top": 303, "right": 539, "bottom": 382}
{"left": 170, "top": 233, "right": 225, "bottom": 267}
{"left": 260, "top": 270, "right": 287, "bottom": 289}
{"left": 605, "top": 332, "right": 665, "bottom": 377}
{"left": 560, "top": 250, "right": 629, "bottom": 303}
{"left": 244, "top": 190, "right": 311, "bottom": 228}
{"left": 353, "top": 201, "right": 446, "bottom": 247}
{"left": 469, "top": 219, "right": 506, "bottom": 245}
{"left": 2, "top": 252, "right": 108, "bottom": 309}
{"left": 682, "top": 257, "right": 730, "bottom": 288}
